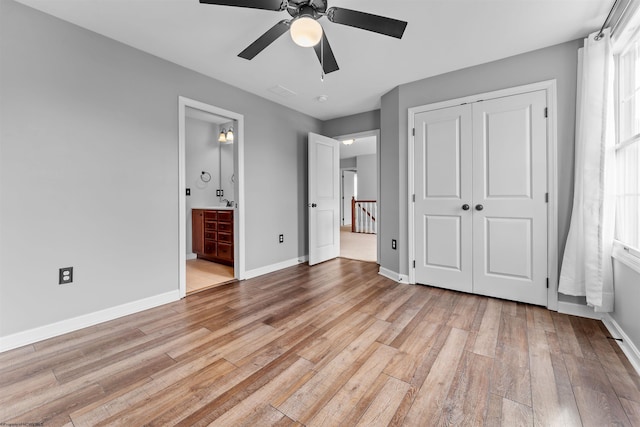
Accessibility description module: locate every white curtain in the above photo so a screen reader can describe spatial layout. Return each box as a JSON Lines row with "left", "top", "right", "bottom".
{"left": 559, "top": 29, "right": 616, "bottom": 312}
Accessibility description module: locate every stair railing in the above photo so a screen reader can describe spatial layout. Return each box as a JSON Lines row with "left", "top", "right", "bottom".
{"left": 351, "top": 197, "right": 377, "bottom": 234}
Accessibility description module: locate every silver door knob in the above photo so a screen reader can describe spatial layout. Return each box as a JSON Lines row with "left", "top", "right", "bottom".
{"left": 475, "top": 204, "right": 484, "bottom": 211}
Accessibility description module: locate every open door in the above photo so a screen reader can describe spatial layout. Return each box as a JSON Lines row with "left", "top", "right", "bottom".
{"left": 308, "top": 132, "right": 340, "bottom": 266}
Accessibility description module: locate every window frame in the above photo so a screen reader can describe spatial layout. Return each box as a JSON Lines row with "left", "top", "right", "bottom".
{"left": 614, "top": 20, "right": 640, "bottom": 268}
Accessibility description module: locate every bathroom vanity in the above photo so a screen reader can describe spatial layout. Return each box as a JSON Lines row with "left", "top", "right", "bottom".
{"left": 192, "top": 208, "right": 234, "bottom": 266}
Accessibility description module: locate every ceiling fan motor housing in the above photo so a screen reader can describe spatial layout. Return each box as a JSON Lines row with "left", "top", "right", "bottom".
{"left": 288, "top": 0, "right": 327, "bottom": 18}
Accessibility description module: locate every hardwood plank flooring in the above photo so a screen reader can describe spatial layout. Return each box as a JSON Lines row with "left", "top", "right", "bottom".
{"left": 1, "top": 258, "right": 639, "bottom": 426}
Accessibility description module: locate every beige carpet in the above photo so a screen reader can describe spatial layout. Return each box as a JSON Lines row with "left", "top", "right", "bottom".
{"left": 186, "top": 258, "right": 235, "bottom": 294}
{"left": 340, "top": 226, "right": 377, "bottom": 263}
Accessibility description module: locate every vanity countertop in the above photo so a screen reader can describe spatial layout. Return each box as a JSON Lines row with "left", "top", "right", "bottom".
{"left": 192, "top": 206, "right": 234, "bottom": 211}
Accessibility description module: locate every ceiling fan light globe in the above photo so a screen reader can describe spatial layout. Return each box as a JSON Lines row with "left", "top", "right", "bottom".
{"left": 290, "top": 17, "right": 323, "bottom": 47}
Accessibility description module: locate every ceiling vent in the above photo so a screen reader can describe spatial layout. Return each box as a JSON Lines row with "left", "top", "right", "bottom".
{"left": 268, "top": 85, "right": 297, "bottom": 98}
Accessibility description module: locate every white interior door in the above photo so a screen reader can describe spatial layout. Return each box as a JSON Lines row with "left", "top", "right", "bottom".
{"left": 309, "top": 132, "right": 340, "bottom": 266}
{"left": 414, "top": 104, "right": 473, "bottom": 292}
{"left": 342, "top": 170, "right": 355, "bottom": 226}
{"left": 472, "top": 91, "right": 548, "bottom": 305}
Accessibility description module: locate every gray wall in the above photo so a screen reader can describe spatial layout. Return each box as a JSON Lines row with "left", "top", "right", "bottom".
{"left": 380, "top": 88, "right": 401, "bottom": 273}
{"left": 0, "top": 0, "right": 321, "bottom": 337}
{"left": 340, "top": 157, "right": 357, "bottom": 169}
{"left": 380, "top": 39, "right": 581, "bottom": 277}
{"left": 356, "top": 154, "right": 377, "bottom": 200}
{"left": 611, "top": 260, "right": 640, "bottom": 350}
{"left": 322, "top": 110, "right": 380, "bottom": 138}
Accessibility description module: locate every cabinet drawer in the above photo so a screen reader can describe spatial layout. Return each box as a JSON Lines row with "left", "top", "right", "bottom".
{"left": 218, "top": 211, "right": 233, "bottom": 222}
{"left": 204, "top": 211, "right": 217, "bottom": 220}
{"left": 218, "top": 222, "right": 232, "bottom": 232}
{"left": 204, "top": 241, "right": 217, "bottom": 255}
{"left": 204, "top": 231, "right": 216, "bottom": 240}
{"left": 217, "top": 243, "right": 233, "bottom": 261}
{"left": 217, "top": 232, "right": 232, "bottom": 243}
{"left": 204, "top": 221, "right": 217, "bottom": 231}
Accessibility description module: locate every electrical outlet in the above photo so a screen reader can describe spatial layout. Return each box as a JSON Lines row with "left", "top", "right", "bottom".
{"left": 392, "top": 239, "right": 397, "bottom": 250}
{"left": 279, "top": 234, "right": 284, "bottom": 243}
{"left": 59, "top": 267, "right": 73, "bottom": 285}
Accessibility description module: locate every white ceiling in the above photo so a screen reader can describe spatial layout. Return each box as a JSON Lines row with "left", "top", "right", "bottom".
{"left": 340, "top": 135, "right": 376, "bottom": 159}
{"left": 15, "top": 0, "right": 612, "bottom": 120}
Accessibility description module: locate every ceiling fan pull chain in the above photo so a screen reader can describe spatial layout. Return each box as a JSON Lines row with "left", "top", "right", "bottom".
{"left": 320, "top": 35, "right": 325, "bottom": 82}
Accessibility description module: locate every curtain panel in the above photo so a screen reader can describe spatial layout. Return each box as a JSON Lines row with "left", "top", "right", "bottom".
{"left": 559, "top": 29, "right": 616, "bottom": 312}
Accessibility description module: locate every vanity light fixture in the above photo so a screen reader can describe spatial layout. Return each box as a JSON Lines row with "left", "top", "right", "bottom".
{"left": 342, "top": 139, "right": 354, "bottom": 145}
{"left": 226, "top": 127, "right": 234, "bottom": 142}
{"left": 218, "top": 129, "right": 227, "bottom": 143}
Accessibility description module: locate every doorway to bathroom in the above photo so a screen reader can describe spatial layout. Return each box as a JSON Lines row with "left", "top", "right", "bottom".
{"left": 178, "top": 97, "right": 245, "bottom": 297}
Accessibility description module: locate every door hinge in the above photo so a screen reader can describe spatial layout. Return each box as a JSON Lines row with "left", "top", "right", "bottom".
{"left": 544, "top": 107, "right": 548, "bottom": 118}
{"left": 412, "top": 194, "right": 415, "bottom": 202}
{"left": 546, "top": 278, "right": 549, "bottom": 288}
{"left": 545, "top": 192, "right": 549, "bottom": 203}
{"left": 413, "top": 260, "right": 416, "bottom": 268}
{"left": 412, "top": 128, "right": 415, "bottom": 136}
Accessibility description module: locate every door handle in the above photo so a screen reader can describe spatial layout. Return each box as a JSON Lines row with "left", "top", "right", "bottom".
{"left": 309, "top": 203, "right": 317, "bottom": 208}
{"left": 462, "top": 204, "right": 470, "bottom": 210}
{"left": 475, "top": 204, "right": 484, "bottom": 211}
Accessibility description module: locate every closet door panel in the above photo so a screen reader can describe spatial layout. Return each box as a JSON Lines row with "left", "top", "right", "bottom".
{"left": 414, "top": 105, "right": 473, "bottom": 293}
{"left": 472, "top": 90, "right": 548, "bottom": 306}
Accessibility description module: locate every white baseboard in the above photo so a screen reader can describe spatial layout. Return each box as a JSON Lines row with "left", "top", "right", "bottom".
{"left": 378, "top": 267, "right": 410, "bottom": 284}
{"left": 0, "top": 290, "right": 181, "bottom": 353}
{"left": 186, "top": 253, "right": 197, "bottom": 260}
{"left": 557, "top": 301, "right": 603, "bottom": 320}
{"left": 602, "top": 314, "right": 640, "bottom": 376}
{"left": 243, "top": 256, "right": 309, "bottom": 280}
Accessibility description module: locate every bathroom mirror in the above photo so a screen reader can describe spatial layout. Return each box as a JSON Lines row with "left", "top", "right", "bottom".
{"left": 218, "top": 121, "right": 235, "bottom": 206}
{"left": 185, "top": 108, "right": 236, "bottom": 208}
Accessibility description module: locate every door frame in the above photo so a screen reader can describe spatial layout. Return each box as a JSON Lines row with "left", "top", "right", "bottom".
{"left": 332, "top": 129, "right": 381, "bottom": 264}
{"left": 178, "top": 96, "right": 246, "bottom": 297}
{"left": 407, "top": 80, "right": 559, "bottom": 310}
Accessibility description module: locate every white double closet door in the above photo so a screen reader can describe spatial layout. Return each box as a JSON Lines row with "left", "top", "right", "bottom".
{"left": 413, "top": 90, "right": 548, "bottom": 306}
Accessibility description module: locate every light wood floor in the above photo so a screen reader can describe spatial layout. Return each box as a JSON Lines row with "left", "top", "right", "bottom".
{"left": 2, "top": 258, "right": 639, "bottom": 426}
{"left": 186, "top": 258, "right": 234, "bottom": 294}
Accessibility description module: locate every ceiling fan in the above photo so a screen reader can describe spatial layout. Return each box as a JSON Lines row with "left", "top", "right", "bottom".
{"left": 199, "top": 0, "right": 408, "bottom": 74}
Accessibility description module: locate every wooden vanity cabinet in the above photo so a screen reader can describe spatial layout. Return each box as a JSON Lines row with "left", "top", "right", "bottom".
{"left": 192, "top": 210, "right": 204, "bottom": 255}
{"left": 192, "top": 209, "right": 233, "bottom": 265}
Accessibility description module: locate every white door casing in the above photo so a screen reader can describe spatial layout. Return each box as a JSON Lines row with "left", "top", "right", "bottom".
{"left": 412, "top": 89, "right": 548, "bottom": 306}
{"left": 414, "top": 104, "right": 473, "bottom": 293}
{"left": 309, "top": 132, "right": 340, "bottom": 266}
{"left": 178, "top": 96, "right": 245, "bottom": 298}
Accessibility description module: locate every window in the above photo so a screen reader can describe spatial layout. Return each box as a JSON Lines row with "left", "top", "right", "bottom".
{"left": 616, "top": 28, "right": 640, "bottom": 251}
